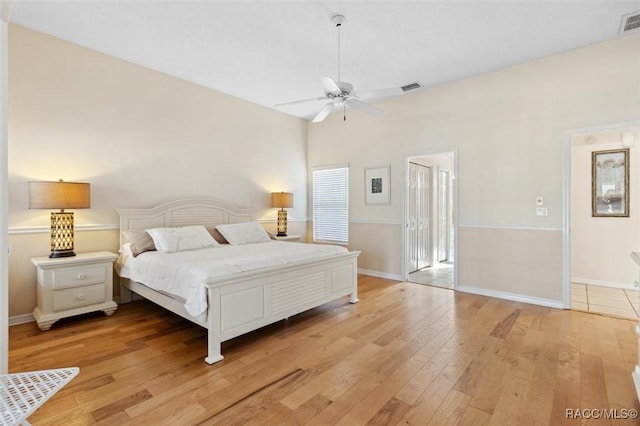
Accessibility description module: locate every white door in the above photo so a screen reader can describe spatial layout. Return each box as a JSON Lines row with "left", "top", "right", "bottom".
{"left": 408, "top": 162, "right": 431, "bottom": 272}
{"left": 438, "top": 169, "right": 450, "bottom": 262}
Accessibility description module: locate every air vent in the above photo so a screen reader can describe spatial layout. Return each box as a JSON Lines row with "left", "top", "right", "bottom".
{"left": 401, "top": 82, "right": 423, "bottom": 92}
{"left": 620, "top": 10, "right": 640, "bottom": 34}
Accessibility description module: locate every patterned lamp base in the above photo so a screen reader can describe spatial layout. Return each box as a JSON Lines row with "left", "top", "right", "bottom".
{"left": 277, "top": 209, "right": 288, "bottom": 236}
{"left": 50, "top": 212, "right": 76, "bottom": 258}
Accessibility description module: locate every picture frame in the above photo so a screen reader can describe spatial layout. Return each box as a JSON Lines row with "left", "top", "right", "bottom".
{"left": 592, "top": 148, "right": 629, "bottom": 217}
{"left": 365, "top": 166, "right": 390, "bottom": 205}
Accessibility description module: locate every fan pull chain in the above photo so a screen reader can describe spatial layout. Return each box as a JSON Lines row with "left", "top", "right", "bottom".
{"left": 344, "top": 104, "right": 346, "bottom": 121}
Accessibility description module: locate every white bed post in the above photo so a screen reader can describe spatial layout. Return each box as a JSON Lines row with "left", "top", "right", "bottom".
{"left": 205, "top": 286, "right": 224, "bottom": 364}
{"left": 349, "top": 267, "right": 359, "bottom": 304}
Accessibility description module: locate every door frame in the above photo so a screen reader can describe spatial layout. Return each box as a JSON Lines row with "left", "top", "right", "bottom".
{"left": 437, "top": 167, "right": 452, "bottom": 262}
{"left": 403, "top": 149, "right": 458, "bottom": 287}
{"left": 562, "top": 119, "right": 640, "bottom": 308}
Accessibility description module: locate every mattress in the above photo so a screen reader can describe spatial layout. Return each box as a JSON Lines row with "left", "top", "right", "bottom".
{"left": 116, "top": 241, "right": 349, "bottom": 317}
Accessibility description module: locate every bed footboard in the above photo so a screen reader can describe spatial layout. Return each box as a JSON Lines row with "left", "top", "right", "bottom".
{"left": 204, "top": 251, "right": 359, "bottom": 364}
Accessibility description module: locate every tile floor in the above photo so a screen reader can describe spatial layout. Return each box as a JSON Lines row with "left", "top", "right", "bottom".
{"left": 571, "top": 283, "right": 638, "bottom": 320}
{"left": 408, "top": 262, "right": 454, "bottom": 289}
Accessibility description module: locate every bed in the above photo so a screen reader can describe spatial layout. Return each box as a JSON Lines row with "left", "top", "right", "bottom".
{"left": 116, "top": 198, "right": 360, "bottom": 364}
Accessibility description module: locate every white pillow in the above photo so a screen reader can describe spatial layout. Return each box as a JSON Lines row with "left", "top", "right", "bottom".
{"left": 146, "top": 225, "right": 219, "bottom": 253}
{"left": 216, "top": 222, "right": 271, "bottom": 245}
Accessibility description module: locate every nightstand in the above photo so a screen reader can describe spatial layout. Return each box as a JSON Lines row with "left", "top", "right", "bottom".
{"left": 274, "top": 235, "right": 301, "bottom": 242}
{"left": 32, "top": 251, "right": 119, "bottom": 331}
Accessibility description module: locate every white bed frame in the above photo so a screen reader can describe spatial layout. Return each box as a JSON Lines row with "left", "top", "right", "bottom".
{"left": 117, "top": 198, "right": 360, "bottom": 364}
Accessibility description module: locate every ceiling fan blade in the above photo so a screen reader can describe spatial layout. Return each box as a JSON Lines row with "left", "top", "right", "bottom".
{"left": 274, "top": 96, "right": 327, "bottom": 107}
{"left": 312, "top": 103, "right": 335, "bottom": 123}
{"left": 347, "top": 99, "right": 381, "bottom": 116}
{"left": 356, "top": 87, "right": 404, "bottom": 102}
{"left": 321, "top": 77, "right": 341, "bottom": 95}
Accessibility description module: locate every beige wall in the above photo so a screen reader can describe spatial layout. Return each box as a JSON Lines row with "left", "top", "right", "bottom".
{"left": 349, "top": 222, "right": 402, "bottom": 277}
{"left": 308, "top": 33, "right": 640, "bottom": 304}
{"left": 571, "top": 128, "right": 640, "bottom": 288}
{"left": 8, "top": 25, "right": 308, "bottom": 317}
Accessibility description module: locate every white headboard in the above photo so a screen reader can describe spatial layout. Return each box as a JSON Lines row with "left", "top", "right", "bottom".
{"left": 117, "top": 198, "right": 254, "bottom": 245}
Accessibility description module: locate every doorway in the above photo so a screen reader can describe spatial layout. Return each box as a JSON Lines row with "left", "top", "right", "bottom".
{"left": 568, "top": 124, "right": 640, "bottom": 320}
{"left": 406, "top": 152, "right": 456, "bottom": 289}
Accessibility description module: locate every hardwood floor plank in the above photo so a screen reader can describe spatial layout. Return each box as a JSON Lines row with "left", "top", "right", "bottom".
{"left": 397, "top": 374, "right": 458, "bottom": 425}
{"left": 427, "top": 389, "right": 472, "bottom": 425}
{"left": 92, "top": 389, "right": 153, "bottom": 421}
{"left": 7, "top": 276, "right": 639, "bottom": 425}
{"left": 125, "top": 373, "right": 231, "bottom": 419}
{"left": 549, "top": 312, "right": 581, "bottom": 425}
{"left": 490, "top": 309, "right": 522, "bottom": 339}
{"left": 457, "top": 406, "right": 492, "bottom": 425}
{"left": 324, "top": 341, "right": 417, "bottom": 424}
{"left": 280, "top": 342, "right": 384, "bottom": 409}
{"left": 581, "top": 356, "right": 610, "bottom": 410}
{"left": 366, "top": 397, "right": 412, "bottom": 426}
{"left": 130, "top": 401, "right": 209, "bottom": 426}
{"left": 278, "top": 393, "right": 333, "bottom": 425}
{"left": 595, "top": 315, "right": 638, "bottom": 411}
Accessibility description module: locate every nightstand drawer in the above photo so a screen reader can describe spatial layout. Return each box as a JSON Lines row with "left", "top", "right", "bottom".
{"left": 53, "top": 283, "right": 106, "bottom": 311}
{"left": 52, "top": 265, "right": 107, "bottom": 289}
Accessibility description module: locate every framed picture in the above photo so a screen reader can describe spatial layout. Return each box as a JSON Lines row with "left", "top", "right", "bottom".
{"left": 365, "top": 166, "right": 390, "bottom": 205}
{"left": 592, "top": 148, "right": 629, "bottom": 217}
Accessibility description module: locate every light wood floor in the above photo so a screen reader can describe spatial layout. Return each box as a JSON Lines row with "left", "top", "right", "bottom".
{"left": 9, "top": 275, "right": 640, "bottom": 425}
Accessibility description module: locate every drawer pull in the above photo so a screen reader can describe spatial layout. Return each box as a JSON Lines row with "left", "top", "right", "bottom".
{"left": 76, "top": 293, "right": 85, "bottom": 300}
{"left": 76, "top": 273, "right": 86, "bottom": 280}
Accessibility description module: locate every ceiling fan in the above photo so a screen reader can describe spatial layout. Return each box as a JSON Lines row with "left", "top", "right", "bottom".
{"left": 275, "top": 15, "right": 404, "bottom": 123}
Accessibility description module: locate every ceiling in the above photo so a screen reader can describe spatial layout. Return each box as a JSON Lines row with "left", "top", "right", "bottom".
{"left": 7, "top": 0, "right": 640, "bottom": 121}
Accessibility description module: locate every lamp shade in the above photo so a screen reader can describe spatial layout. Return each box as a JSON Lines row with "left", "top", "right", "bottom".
{"left": 271, "top": 192, "right": 293, "bottom": 209}
{"left": 29, "top": 181, "right": 90, "bottom": 210}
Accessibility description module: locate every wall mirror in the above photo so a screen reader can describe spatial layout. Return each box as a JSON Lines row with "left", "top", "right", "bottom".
{"left": 592, "top": 148, "right": 629, "bottom": 217}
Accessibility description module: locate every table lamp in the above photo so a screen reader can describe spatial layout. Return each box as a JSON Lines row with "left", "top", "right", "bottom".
{"left": 29, "top": 180, "right": 90, "bottom": 258}
{"left": 271, "top": 192, "right": 293, "bottom": 236}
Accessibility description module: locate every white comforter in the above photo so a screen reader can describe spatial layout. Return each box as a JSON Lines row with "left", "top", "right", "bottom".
{"left": 116, "top": 241, "right": 348, "bottom": 317}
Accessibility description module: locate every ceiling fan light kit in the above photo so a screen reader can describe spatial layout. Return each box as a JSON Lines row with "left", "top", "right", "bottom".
{"left": 275, "top": 14, "right": 406, "bottom": 123}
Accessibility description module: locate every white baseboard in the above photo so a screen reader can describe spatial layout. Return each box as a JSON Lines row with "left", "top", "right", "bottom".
{"left": 9, "top": 313, "right": 35, "bottom": 326}
{"left": 571, "top": 277, "right": 636, "bottom": 290}
{"left": 456, "top": 285, "right": 565, "bottom": 309}
{"left": 357, "top": 268, "right": 403, "bottom": 281}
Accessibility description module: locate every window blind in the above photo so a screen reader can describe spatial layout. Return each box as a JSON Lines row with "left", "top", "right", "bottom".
{"left": 313, "top": 166, "right": 349, "bottom": 244}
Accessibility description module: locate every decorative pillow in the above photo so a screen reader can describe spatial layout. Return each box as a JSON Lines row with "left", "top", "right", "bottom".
{"left": 122, "top": 230, "right": 156, "bottom": 257}
{"left": 146, "top": 225, "right": 219, "bottom": 253}
{"left": 205, "top": 226, "right": 229, "bottom": 244}
{"left": 216, "top": 222, "right": 272, "bottom": 245}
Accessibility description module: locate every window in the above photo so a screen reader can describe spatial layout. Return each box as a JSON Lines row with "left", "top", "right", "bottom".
{"left": 313, "top": 165, "right": 349, "bottom": 244}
